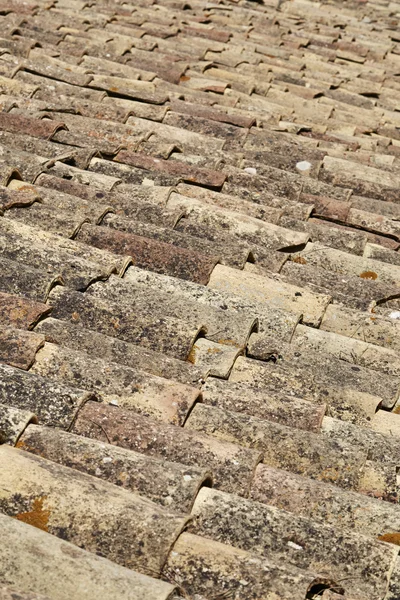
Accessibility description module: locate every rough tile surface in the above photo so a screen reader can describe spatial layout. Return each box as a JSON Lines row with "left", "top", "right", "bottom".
{"left": 1, "top": 0, "right": 400, "bottom": 597}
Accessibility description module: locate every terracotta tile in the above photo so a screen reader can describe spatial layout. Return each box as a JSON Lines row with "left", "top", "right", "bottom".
{"left": 115, "top": 150, "right": 226, "bottom": 188}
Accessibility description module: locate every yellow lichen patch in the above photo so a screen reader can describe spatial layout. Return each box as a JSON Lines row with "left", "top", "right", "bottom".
{"left": 207, "top": 347, "right": 222, "bottom": 355}
{"left": 359, "top": 271, "right": 378, "bottom": 280}
{"left": 110, "top": 318, "right": 120, "bottom": 330}
{"left": 15, "top": 439, "right": 44, "bottom": 457}
{"left": 319, "top": 467, "right": 341, "bottom": 483}
{"left": 15, "top": 184, "right": 35, "bottom": 192}
{"left": 118, "top": 471, "right": 129, "bottom": 485}
{"left": 187, "top": 345, "right": 197, "bottom": 364}
{"left": 292, "top": 256, "right": 308, "bottom": 265}
{"left": 15, "top": 496, "right": 50, "bottom": 532}
{"left": 216, "top": 339, "right": 237, "bottom": 347}
{"left": 15, "top": 438, "right": 28, "bottom": 450}
{"left": 10, "top": 307, "right": 28, "bottom": 321}
{"left": 378, "top": 532, "right": 400, "bottom": 546}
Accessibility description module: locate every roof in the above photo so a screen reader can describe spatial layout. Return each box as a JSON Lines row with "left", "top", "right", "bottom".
{"left": 0, "top": 0, "right": 400, "bottom": 597}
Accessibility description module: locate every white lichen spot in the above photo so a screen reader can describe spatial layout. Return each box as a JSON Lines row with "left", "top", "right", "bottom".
{"left": 389, "top": 311, "right": 400, "bottom": 320}
{"left": 244, "top": 167, "right": 257, "bottom": 175}
{"left": 296, "top": 161, "right": 312, "bottom": 172}
{"left": 287, "top": 541, "right": 303, "bottom": 550}
{"left": 183, "top": 474, "right": 193, "bottom": 482}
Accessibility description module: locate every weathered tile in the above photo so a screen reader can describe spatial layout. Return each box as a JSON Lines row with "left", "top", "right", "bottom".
{"left": 0, "top": 362, "right": 94, "bottom": 428}
{"left": 0, "top": 404, "right": 37, "bottom": 445}
{"left": 18, "top": 55, "right": 92, "bottom": 87}
{"left": 164, "top": 532, "right": 326, "bottom": 600}
{"left": 235, "top": 345, "right": 400, "bottom": 415}
{"left": 320, "top": 155, "right": 400, "bottom": 202}
{"left": 0, "top": 255, "right": 63, "bottom": 302}
{"left": 114, "top": 150, "right": 227, "bottom": 188}
{"left": 364, "top": 242, "right": 400, "bottom": 266}
{"left": 188, "top": 338, "right": 241, "bottom": 378}
{"left": 0, "top": 185, "right": 39, "bottom": 211}
{"left": 47, "top": 286, "right": 203, "bottom": 360}
{"left": 293, "top": 323, "right": 400, "bottom": 379}
{"left": 163, "top": 111, "right": 248, "bottom": 143}
{"left": 124, "top": 265, "right": 300, "bottom": 340}
{"left": 291, "top": 241, "right": 400, "bottom": 287}
{"left": 18, "top": 424, "right": 210, "bottom": 512}
{"left": 0, "top": 446, "right": 188, "bottom": 577}
{"left": 185, "top": 404, "right": 365, "bottom": 490}
{"left": 202, "top": 378, "right": 325, "bottom": 432}
{"left": 86, "top": 276, "right": 256, "bottom": 348}
{"left": 0, "top": 326, "right": 44, "bottom": 370}
{"left": 0, "top": 217, "right": 115, "bottom": 290}
{"left": 208, "top": 264, "right": 330, "bottom": 326}
{"left": 76, "top": 223, "right": 219, "bottom": 284}
{"left": 88, "top": 74, "right": 168, "bottom": 104}
{"left": 103, "top": 212, "right": 250, "bottom": 269}
{"left": 280, "top": 260, "right": 398, "bottom": 312}
{"left": 30, "top": 342, "right": 200, "bottom": 426}
{"left": 170, "top": 195, "right": 309, "bottom": 251}
{"left": 16, "top": 70, "right": 106, "bottom": 102}
{"left": 4, "top": 0, "right": 400, "bottom": 592}
{"left": 169, "top": 98, "right": 255, "bottom": 128}
{"left": 35, "top": 317, "right": 206, "bottom": 386}
{"left": 0, "top": 74, "right": 38, "bottom": 97}
{"left": 320, "top": 303, "right": 400, "bottom": 353}
{"left": 189, "top": 488, "right": 397, "bottom": 600}
{"left": 0, "top": 291, "right": 50, "bottom": 329}
{"left": 250, "top": 464, "right": 400, "bottom": 536}
{"left": 322, "top": 416, "right": 400, "bottom": 467}
{"left": 175, "top": 184, "right": 283, "bottom": 223}
{"left": 0, "top": 143, "right": 48, "bottom": 182}
{"left": 72, "top": 401, "right": 262, "bottom": 496}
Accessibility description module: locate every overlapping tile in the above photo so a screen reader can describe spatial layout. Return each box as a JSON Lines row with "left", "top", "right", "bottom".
{"left": 0, "top": 445, "right": 188, "bottom": 575}
{"left": 18, "top": 424, "right": 211, "bottom": 511}
{"left": 189, "top": 487, "right": 397, "bottom": 599}
{"left": 2, "top": 0, "right": 400, "bottom": 597}
{"left": 0, "top": 512, "right": 176, "bottom": 600}
{"left": 72, "top": 401, "right": 262, "bottom": 496}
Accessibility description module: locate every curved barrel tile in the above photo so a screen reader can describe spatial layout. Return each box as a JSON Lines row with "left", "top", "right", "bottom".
{"left": 71, "top": 401, "right": 262, "bottom": 496}
{"left": 18, "top": 424, "right": 211, "bottom": 512}
{"left": 0, "top": 445, "right": 189, "bottom": 576}
{"left": 0, "top": 512, "right": 176, "bottom": 600}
